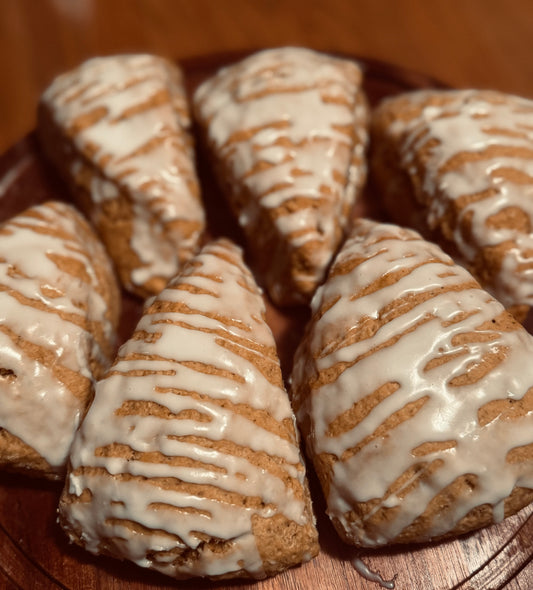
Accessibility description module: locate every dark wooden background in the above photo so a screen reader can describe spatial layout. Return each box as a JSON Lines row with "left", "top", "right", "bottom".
{"left": 2, "top": 0, "right": 533, "bottom": 155}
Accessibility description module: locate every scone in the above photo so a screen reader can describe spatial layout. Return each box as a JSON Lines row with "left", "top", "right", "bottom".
{"left": 59, "top": 238, "right": 318, "bottom": 580}
{"left": 194, "top": 47, "right": 369, "bottom": 306}
{"left": 291, "top": 218, "right": 533, "bottom": 547}
{"left": 371, "top": 88, "right": 533, "bottom": 321}
{"left": 0, "top": 201, "right": 119, "bottom": 480}
{"left": 38, "top": 53, "right": 205, "bottom": 299}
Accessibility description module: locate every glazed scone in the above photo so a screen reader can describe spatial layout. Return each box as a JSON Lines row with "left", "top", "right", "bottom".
{"left": 59, "top": 238, "right": 318, "bottom": 580}
{"left": 0, "top": 201, "right": 120, "bottom": 480}
{"left": 291, "top": 218, "right": 533, "bottom": 547}
{"left": 371, "top": 88, "right": 533, "bottom": 321}
{"left": 194, "top": 47, "right": 369, "bottom": 306}
{"left": 38, "top": 53, "right": 205, "bottom": 299}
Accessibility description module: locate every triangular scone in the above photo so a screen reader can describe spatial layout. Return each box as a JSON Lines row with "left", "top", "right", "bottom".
{"left": 0, "top": 201, "right": 119, "bottom": 479}
{"left": 194, "top": 47, "right": 369, "bottom": 306}
{"left": 291, "top": 218, "right": 533, "bottom": 547}
{"left": 38, "top": 54, "right": 205, "bottom": 298}
{"left": 371, "top": 89, "right": 533, "bottom": 322}
{"left": 59, "top": 238, "right": 318, "bottom": 580}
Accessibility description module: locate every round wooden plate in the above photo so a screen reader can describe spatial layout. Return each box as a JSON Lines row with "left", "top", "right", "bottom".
{"left": 1, "top": 51, "right": 532, "bottom": 590}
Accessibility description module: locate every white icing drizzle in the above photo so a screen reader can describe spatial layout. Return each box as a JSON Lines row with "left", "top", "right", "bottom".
{"left": 291, "top": 218, "right": 533, "bottom": 546}
{"left": 0, "top": 201, "right": 117, "bottom": 470}
{"left": 40, "top": 54, "right": 205, "bottom": 295}
{"left": 380, "top": 89, "right": 533, "bottom": 309}
{"left": 62, "top": 238, "right": 315, "bottom": 579}
{"left": 194, "top": 47, "right": 368, "bottom": 304}
{"left": 352, "top": 557, "right": 396, "bottom": 589}
{"left": 0, "top": 154, "right": 32, "bottom": 199}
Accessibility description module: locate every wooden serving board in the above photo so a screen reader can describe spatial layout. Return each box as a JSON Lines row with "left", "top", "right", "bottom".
{"left": 0, "top": 51, "right": 532, "bottom": 590}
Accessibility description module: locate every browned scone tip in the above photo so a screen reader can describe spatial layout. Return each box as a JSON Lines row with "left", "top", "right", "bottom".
{"left": 370, "top": 88, "right": 533, "bottom": 322}
{"left": 59, "top": 236, "right": 318, "bottom": 580}
{"left": 194, "top": 46, "right": 370, "bottom": 306}
{"left": 291, "top": 217, "right": 533, "bottom": 547}
{"left": 37, "top": 53, "right": 205, "bottom": 299}
{"left": 0, "top": 200, "right": 119, "bottom": 480}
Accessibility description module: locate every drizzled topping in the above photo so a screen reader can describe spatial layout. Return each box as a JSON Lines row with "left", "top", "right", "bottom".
{"left": 40, "top": 54, "right": 205, "bottom": 296}
{"left": 194, "top": 47, "right": 368, "bottom": 305}
{"left": 61, "top": 238, "right": 316, "bottom": 579}
{"left": 291, "top": 218, "right": 533, "bottom": 546}
{"left": 0, "top": 201, "right": 118, "bottom": 472}
{"left": 375, "top": 89, "right": 533, "bottom": 310}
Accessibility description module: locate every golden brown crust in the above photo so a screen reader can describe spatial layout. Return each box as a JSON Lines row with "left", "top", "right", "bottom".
{"left": 0, "top": 428, "right": 58, "bottom": 480}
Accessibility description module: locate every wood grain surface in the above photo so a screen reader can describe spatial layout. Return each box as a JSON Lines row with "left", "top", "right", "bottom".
{"left": 1, "top": 2, "right": 533, "bottom": 589}
{"left": 1, "top": 0, "right": 533, "bottom": 155}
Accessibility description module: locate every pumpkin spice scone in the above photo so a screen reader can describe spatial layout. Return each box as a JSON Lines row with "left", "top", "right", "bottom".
{"left": 0, "top": 201, "right": 120, "bottom": 480}
{"left": 38, "top": 53, "right": 205, "bottom": 299}
{"left": 291, "top": 218, "right": 533, "bottom": 547}
{"left": 371, "top": 88, "right": 533, "bottom": 321}
{"left": 194, "top": 47, "right": 369, "bottom": 306}
{"left": 59, "top": 238, "right": 318, "bottom": 580}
